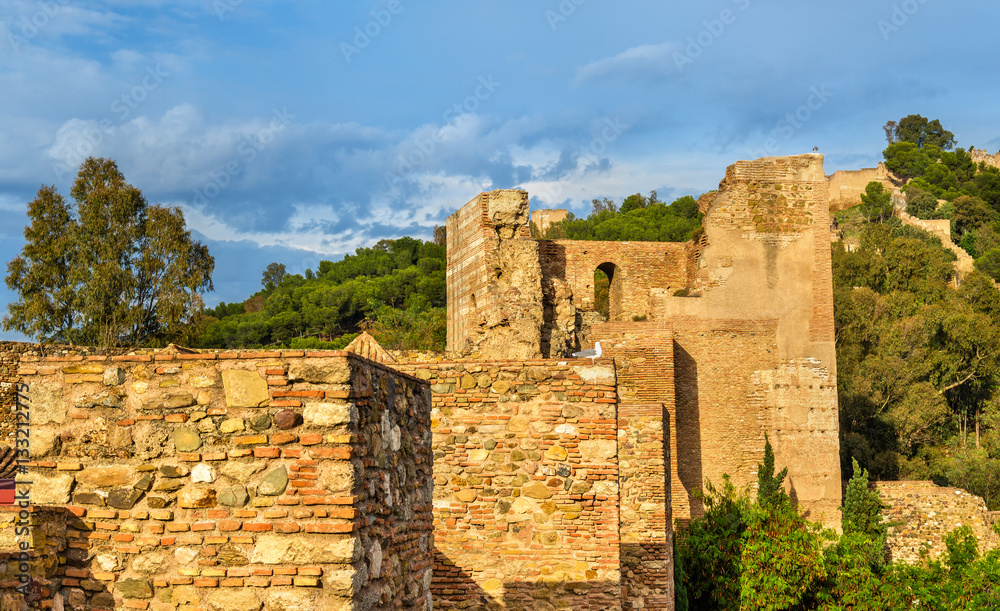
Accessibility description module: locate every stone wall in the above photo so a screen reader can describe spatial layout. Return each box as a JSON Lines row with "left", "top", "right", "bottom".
{"left": 531, "top": 209, "right": 567, "bottom": 235}
{"left": 445, "top": 191, "right": 539, "bottom": 357}
{"left": 0, "top": 343, "right": 119, "bottom": 445}
{"left": 969, "top": 147, "right": 1000, "bottom": 171}
{"left": 391, "top": 358, "right": 672, "bottom": 611}
{"left": 0, "top": 505, "right": 68, "bottom": 610}
{"left": 9, "top": 350, "right": 432, "bottom": 611}
{"left": 875, "top": 481, "right": 1000, "bottom": 564}
{"left": 827, "top": 163, "right": 898, "bottom": 212}
{"left": 648, "top": 155, "right": 841, "bottom": 528}
{"left": 443, "top": 154, "right": 843, "bottom": 536}
{"left": 539, "top": 240, "right": 693, "bottom": 320}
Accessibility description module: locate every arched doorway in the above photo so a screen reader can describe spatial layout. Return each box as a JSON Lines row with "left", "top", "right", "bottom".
{"left": 594, "top": 262, "right": 623, "bottom": 320}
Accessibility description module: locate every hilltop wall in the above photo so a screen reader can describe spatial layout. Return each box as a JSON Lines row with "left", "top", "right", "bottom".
{"left": 827, "top": 163, "right": 899, "bottom": 211}
{"left": 970, "top": 147, "right": 1000, "bottom": 170}
{"left": 5, "top": 350, "right": 432, "bottom": 611}
{"left": 875, "top": 481, "right": 999, "bottom": 564}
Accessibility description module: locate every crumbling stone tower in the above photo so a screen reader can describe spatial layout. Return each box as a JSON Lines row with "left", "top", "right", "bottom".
{"left": 447, "top": 154, "right": 841, "bottom": 527}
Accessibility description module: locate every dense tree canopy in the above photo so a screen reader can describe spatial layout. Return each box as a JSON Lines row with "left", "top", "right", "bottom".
{"left": 197, "top": 236, "right": 445, "bottom": 350}
{"left": 537, "top": 192, "right": 703, "bottom": 242}
{"left": 881, "top": 117, "right": 1000, "bottom": 282}
{"left": 886, "top": 114, "right": 956, "bottom": 150}
{"left": 3, "top": 158, "right": 214, "bottom": 347}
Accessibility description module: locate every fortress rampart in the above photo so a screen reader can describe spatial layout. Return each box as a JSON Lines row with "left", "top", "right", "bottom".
{"left": 6, "top": 153, "right": 999, "bottom": 610}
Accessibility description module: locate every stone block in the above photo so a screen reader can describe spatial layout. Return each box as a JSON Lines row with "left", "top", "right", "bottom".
{"left": 207, "top": 589, "right": 263, "bottom": 611}
{"left": 218, "top": 485, "right": 249, "bottom": 507}
{"left": 76, "top": 466, "right": 132, "bottom": 487}
{"left": 221, "top": 461, "right": 265, "bottom": 483}
{"left": 303, "top": 403, "right": 357, "bottom": 427}
{"left": 30, "top": 429, "right": 59, "bottom": 458}
{"left": 250, "top": 534, "right": 361, "bottom": 565}
{"left": 318, "top": 462, "right": 356, "bottom": 495}
{"left": 179, "top": 487, "right": 216, "bottom": 508}
{"left": 267, "top": 590, "right": 316, "bottom": 611}
{"left": 107, "top": 488, "right": 143, "bottom": 509}
{"left": 258, "top": 466, "right": 288, "bottom": 496}
{"left": 29, "top": 472, "right": 74, "bottom": 504}
{"left": 523, "top": 482, "right": 552, "bottom": 499}
{"left": 117, "top": 577, "right": 153, "bottom": 599}
{"left": 287, "top": 360, "right": 351, "bottom": 385}
{"left": 579, "top": 439, "right": 617, "bottom": 460}
{"left": 174, "top": 428, "right": 202, "bottom": 452}
{"left": 222, "top": 370, "right": 270, "bottom": 408}
{"left": 30, "top": 380, "right": 66, "bottom": 425}
{"left": 192, "top": 463, "right": 217, "bottom": 483}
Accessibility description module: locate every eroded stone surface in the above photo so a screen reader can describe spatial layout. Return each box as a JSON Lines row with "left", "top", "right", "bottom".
{"left": 222, "top": 370, "right": 270, "bottom": 408}
{"left": 258, "top": 466, "right": 288, "bottom": 496}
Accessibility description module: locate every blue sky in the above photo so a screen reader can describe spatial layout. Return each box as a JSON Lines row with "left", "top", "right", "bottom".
{"left": 2, "top": 0, "right": 999, "bottom": 341}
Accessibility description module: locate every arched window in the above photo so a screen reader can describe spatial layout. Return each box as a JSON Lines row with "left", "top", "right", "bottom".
{"left": 594, "top": 262, "right": 623, "bottom": 320}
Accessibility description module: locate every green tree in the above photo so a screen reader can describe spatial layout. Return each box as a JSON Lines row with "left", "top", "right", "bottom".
{"left": 892, "top": 114, "right": 956, "bottom": 150}
{"left": 842, "top": 458, "right": 888, "bottom": 562}
{"left": 3, "top": 186, "right": 81, "bottom": 343}
{"left": 859, "top": 182, "right": 894, "bottom": 223}
{"left": 951, "top": 194, "right": 997, "bottom": 239}
{"left": 3, "top": 157, "right": 214, "bottom": 347}
{"left": 904, "top": 187, "right": 940, "bottom": 218}
{"left": 261, "top": 262, "right": 287, "bottom": 291}
{"left": 975, "top": 249, "right": 1000, "bottom": 282}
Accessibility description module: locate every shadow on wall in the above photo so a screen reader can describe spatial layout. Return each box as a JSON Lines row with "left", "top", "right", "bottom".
{"left": 673, "top": 344, "right": 703, "bottom": 521}
{"left": 433, "top": 546, "right": 622, "bottom": 610}
{"left": 0, "top": 505, "right": 117, "bottom": 611}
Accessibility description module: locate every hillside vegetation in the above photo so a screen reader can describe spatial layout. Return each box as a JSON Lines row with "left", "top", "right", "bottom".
{"left": 197, "top": 236, "right": 446, "bottom": 350}
{"left": 834, "top": 115, "right": 1000, "bottom": 510}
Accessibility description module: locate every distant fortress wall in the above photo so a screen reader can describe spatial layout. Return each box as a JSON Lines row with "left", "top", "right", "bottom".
{"left": 827, "top": 162, "right": 899, "bottom": 211}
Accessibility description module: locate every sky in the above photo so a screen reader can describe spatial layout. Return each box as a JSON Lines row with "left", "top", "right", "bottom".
{"left": 2, "top": 0, "right": 1000, "bottom": 341}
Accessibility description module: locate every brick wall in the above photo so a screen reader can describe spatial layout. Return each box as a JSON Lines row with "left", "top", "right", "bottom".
{"left": 0, "top": 506, "right": 68, "bottom": 609}
{"left": 539, "top": 240, "right": 692, "bottom": 320}
{"left": 7, "top": 350, "right": 432, "bottom": 611}
{"left": 446, "top": 194, "right": 493, "bottom": 352}
{"left": 392, "top": 357, "right": 672, "bottom": 610}
{"left": 875, "top": 481, "right": 1000, "bottom": 564}
{"left": 392, "top": 359, "right": 623, "bottom": 609}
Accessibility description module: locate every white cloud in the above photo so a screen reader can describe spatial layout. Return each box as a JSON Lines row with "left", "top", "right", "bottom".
{"left": 576, "top": 42, "right": 680, "bottom": 84}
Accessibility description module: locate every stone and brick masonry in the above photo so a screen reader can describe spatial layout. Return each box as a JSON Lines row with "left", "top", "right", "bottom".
{"left": 4, "top": 153, "right": 1000, "bottom": 611}
{"left": 0, "top": 350, "right": 432, "bottom": 611}
{"left": 391, "top": 358, "right": 673, "bottom": 610}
